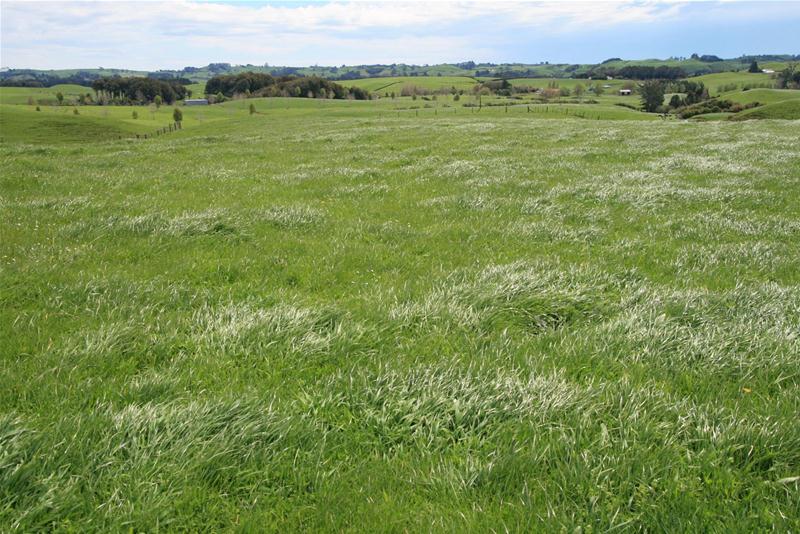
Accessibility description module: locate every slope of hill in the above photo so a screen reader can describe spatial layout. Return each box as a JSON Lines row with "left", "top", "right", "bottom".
{"left": 348, "top": 76, "right": 478, "bottom": 92}
{"left": 719, "top": 88, "right": 800, "bottom": 105}
{"left": 0, "top": 84, "right": 92, "bottom": 105}
{"left": 729, "top": 99, "right": 800, "bottom": 120}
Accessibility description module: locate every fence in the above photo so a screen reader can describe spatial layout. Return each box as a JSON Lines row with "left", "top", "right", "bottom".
{"left": 118, "top": 121, "right": 182, "bottom": 140}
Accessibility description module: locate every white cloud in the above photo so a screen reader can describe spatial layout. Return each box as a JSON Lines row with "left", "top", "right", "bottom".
{"left": 0, "top": 1, "right": 796, "bottom": 69}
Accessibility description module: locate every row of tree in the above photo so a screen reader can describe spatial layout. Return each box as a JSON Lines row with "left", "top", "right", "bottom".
{"left": 0, "top": 70, "right": 103, "bottom": 87}
{"left": 578, "top": 65, "right": 687, "bottom": 80}
{"left": 90, "top": 77, "right": 189, "bottom": 104}
{"left": 205, "top": 73, "right": 370, "bottom": 100}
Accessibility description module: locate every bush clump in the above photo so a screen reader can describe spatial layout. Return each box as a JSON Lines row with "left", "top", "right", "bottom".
{"left": 676, "top": 99, "right": 760, "bottom": 119}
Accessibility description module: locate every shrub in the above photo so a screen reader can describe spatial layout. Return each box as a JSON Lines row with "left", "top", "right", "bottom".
{"left": 674, "top": 98, "right": 758, "bottom": 119}
{"left": 173, "top": 107, "right": 183, "bottom": 123}
{"left": 540, "top": 87, "right": 561, "bottom": 101}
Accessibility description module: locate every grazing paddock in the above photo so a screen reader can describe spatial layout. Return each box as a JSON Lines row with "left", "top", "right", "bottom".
{"left": 348, "top": 75, "right": 479, "bottom": 93}
{"left": 1, "top": 98, "right": 799, "bottom": 531}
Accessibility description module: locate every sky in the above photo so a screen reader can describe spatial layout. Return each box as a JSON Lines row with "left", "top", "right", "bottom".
{"left": 1, "top": 1, "right": 799, "bottom": 71}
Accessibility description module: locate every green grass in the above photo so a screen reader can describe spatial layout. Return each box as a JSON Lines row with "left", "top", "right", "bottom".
{"left": 348, "top": 76, "right": 478, "bottom": 92}
{"left": 688, "top": 112, "right": 735, "bottom": 122}
{"left": 729, "top": 99, "right": 800, "bottom": 120}
{"left": 0, "top": 102, "right": 235, "bottom": 143}
{"left": 507, "top": 77, "right": 634, "bottom": 90}
{"left": 186, "top": 82, "right": 206, "bottom": 96}
{"left": 720, "top": 88, "right": 800, "bottom": 105}
{"left": 1, "top": 97, "right": 800, "bottom": 531}
{"left": 690, "top": 71, "right": 775, "bottom": 95}
{"left": 0, "top": 84, "right": 93, "bottom": 105}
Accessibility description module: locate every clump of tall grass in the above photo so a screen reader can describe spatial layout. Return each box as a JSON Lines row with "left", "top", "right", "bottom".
{"left": 301, "top": 365, "right": 590, "bottom": 452}
{"left": 389, "top": 261, "right": 613, "bottom": 335}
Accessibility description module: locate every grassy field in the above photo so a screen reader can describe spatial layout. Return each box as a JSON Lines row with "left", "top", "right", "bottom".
{"left": 729, "top": 99, "right": 800, "bottom": 120}
{"left": 186, "top": 82, "right": 207, "bottom": 97}
{"left": 348, "top": 76, "right": 478, "bottom": 93}
{"left": 0, "top": 102, "right": 236, "bottom": 143}
{"left": 720, "top": 88, "right": 800, "bottom": 105}
{"left": 0, "top": 84, "right": 93, "bottom": 105}
{"left": 0, "top": 92, "right": 664, "bottom": 146}
{"left": 689, "top": 71, "right": 775, "bottom": 95}
{"left": 1, "top": 93, "right": 800, "bottom": 532}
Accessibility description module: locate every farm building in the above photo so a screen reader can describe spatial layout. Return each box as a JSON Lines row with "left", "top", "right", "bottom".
{"left": 185, "top": 99, "right": 208, "bottom": 106}
{"left": 619, "top": 89, "right": 632, "bottom": 96}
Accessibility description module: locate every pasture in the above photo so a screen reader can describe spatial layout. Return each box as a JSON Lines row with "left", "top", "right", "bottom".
{"left": 720, "top": 88, "right": 800, "bottom": 105}
{"left": 348, "top": 75, "right": 479, "bottom": 93}
{"left": 1, "top": 92, "right": 800, "bottom": 532}
{"left": 689, "top": 71, "right": 774, "bottom": 95}
{"left": 730, "top": 99, "right": 800, "bottom": 120}
{"left": 0, "top": 84, "right": 92, "bottom": 105}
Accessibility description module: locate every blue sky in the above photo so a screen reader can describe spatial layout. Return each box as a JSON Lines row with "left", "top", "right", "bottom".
{"left": 1, "top": 1, "right": 798, "bottom": 70}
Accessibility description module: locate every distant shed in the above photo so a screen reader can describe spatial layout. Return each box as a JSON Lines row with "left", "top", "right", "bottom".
{"left": 619, "top": 89, "right": 632, "bottom": 96}
{"left": 185, "top": 99, "right": 209, "bottom": 106}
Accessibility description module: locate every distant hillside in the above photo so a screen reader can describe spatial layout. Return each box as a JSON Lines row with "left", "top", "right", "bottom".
{"left": 2, "top": 55, "right": 797, "bottom": 87}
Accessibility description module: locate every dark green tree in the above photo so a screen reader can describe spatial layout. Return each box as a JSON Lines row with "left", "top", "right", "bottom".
{"left": 748, "top": 61, "right": 760, "bottom": 73}
{"left": 640, "top": 80, "right": 665, "bottom": 112}
{"left": 173, "top": 107, "right": 183, "bottom": 124}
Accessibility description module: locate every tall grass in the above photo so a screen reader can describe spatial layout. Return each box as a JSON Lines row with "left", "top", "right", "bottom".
{"left": 1, "top": 103, "right": 799, "bottom": 531}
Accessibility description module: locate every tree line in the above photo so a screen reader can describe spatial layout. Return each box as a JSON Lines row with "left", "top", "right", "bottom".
{"left": 578, "top": 65, "right": 687, "bottom": 80}
{"left": 91, "top": 77, "right": 189, "bottom": 104}
{"left": 0, "top": 70, "right": 103, "bottom": 87}
{"left": 205, "top": 73, "right": 370, "bottom": 100}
